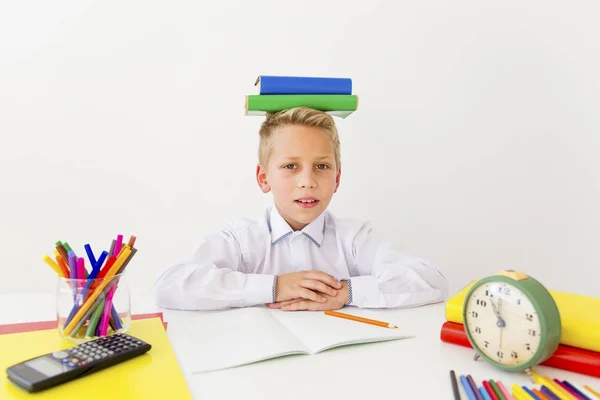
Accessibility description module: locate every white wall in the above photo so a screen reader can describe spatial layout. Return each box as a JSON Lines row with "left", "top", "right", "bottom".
{"left": 1, "top": 0, "right": 599, "bottom": 301}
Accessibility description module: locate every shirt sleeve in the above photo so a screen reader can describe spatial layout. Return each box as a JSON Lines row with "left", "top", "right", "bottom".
{"left": 154, "top": 222, "right": 276, "bottom": 311}
{"left": 346, "top": 222, "right": 449, "bottom": 308}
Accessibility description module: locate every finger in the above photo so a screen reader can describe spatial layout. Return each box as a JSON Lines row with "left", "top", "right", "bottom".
{"left": 282, "top": 300, "right": 323, "bottom": 311}
{"left": 297, "top": 288, "right": 326, "bottom": 303}
{"left": 273, "top": 299, "right": 303, "bottom": 308}
{"left": 304, "top": 271, "right": 343, "bottom": 288}
{"left": 300, "top": 279, "right": 338, "bottom": 296}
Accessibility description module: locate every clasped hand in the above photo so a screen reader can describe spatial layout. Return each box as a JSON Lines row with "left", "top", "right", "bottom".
{"left": 266, "top": 270, "right": 349, "bottom": 311}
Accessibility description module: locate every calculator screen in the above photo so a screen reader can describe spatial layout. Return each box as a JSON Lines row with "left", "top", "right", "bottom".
{"left": 26, "top": 357, "right": 64, "bottom": 377}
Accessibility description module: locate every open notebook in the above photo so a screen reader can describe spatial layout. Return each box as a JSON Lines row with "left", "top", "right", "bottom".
{"left": 174, "top": 307, "right": 413, "bottom": 373}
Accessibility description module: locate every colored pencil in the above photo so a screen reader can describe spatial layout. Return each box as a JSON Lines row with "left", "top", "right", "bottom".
{"left": 523, "top": 386, "right": 541, "bottom": 399}
{"left": 562, "top": 381, "right": 592, "bottom": 400}
{"left": 450, "top": 370, "right": 461, "bottom": 399}
{"left": 488, "top": 380, "right": 504, "bottom": 400}
{"left": 323, "top": 310, "right": 397, "bottom": 328}
{"left": 480, "top": 387, "right": 493, "bottom": 400}
{"left": 467, "top": 375, "right": 484, "bottom": 400}
{"left": 583, "top": 386, "right": 600, "bottom": 399}
{"left": 512, "top": 384, "right": 532, "bottom": 400}
{"left": 496, "top": 381, "right": 514, "bottom": 400}
{"left": 554, "top": 379, "right": 585, "bottom": 400}
{"left": 481, "top": 381, "right": 496, "bottom": 400}
{"left": 529, "top": 370, "right": 571, "bottom": 400}
{"left": 532, "top": 389, "right": 550, "bottom": 400}
{"left": 541, "top": 386, "right": 561, "bottom": 400}
{"left": 461, "top": 375, "right": 477, "bottom": 400}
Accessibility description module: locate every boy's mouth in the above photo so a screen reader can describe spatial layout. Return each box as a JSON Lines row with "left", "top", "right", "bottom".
{"left": 295, "top": 197, "right": 319, "bottom": 208}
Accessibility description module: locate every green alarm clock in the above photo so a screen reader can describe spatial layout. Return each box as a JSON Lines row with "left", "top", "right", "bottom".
{"left": 463, "top": 269, "right": 561, "bottom": 376}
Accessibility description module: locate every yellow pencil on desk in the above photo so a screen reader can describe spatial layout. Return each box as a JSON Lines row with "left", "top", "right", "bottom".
{"left": 324, "top": 310, "right": 398, "bottom": 328}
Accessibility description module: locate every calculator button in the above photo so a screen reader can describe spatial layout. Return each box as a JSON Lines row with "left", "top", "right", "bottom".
{"left": 68, "top": 362, "right": 76, "bottom": 367}
{"left": 52, "top": 351, "right": 69, "bottom": 359}
{"left": 86, "top": 357, "right": 94, "bottom": 362}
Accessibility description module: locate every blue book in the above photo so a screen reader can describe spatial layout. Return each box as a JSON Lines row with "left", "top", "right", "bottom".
{"left": 255, "top": 75, "right": 352, "bottom": 95}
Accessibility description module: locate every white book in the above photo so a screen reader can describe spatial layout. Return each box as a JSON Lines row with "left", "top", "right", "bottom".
{"left": 174, "top": 307, "right": 413, "bottom": 374}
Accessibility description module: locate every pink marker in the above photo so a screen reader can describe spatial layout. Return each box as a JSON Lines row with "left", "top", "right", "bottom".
{"left": 114, "top": 234, "right": 123, "bottom": 256}
{"left": 98, "top": 286, "right": 116, "bottom": 336}
{"left": 76, "top": 257, "right": 86, "bottom": 296}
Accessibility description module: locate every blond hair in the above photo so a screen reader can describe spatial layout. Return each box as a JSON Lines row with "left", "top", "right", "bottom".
{"left": 258, "top": 107, "right": 341, "bottom": 168}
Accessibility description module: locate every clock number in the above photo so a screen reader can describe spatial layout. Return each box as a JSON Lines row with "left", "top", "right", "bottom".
{"left": 485, "top": 290, "right": 489, "bottom": 297}
{"left": 517, "top": 299, "right": 521, "bottom": 305}
{"left": 511, "top": 351, "right": 518, "bottom": 359}
{"left": 476, "top": 299, "right": 487, "bottom": 307}
{"left": 525, "top": 313, "right": 533, "bottom": 321}
{"left": 503, "top": 287, "right": 510, "bottom": 295}
{"left": 525, "top": 343, "right": 531, "bottom": 351}
{"left": 475, "top": 327, "right": 482, "bottom": 334}
{"left": 497, "top": 350, "right": 504, "bottom": 359}
{"left": 484, "top": 341, "right": 489, "bottom": 348}
{"left": 471, "top": 311, "right": 479, "bottom": 318}
{"left": 528, "top": 329, "right": 536, "bottom": 337}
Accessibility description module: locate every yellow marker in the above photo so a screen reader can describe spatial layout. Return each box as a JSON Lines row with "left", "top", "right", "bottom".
{"left": 42, "top": 255, "right": 63, "bottom": 277}
{"left": 512, "top": 384, "right": 533, "bottom": 400}
{"left": 584, "top": 385, "right": 600, "bottom": 399}
{"left": 62, "top": 246, "right": 131, "bottom": 336}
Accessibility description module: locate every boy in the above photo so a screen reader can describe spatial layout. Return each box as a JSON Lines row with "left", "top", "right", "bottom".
{"left": 155, "top": 107, "right": 448, "bottom": 311}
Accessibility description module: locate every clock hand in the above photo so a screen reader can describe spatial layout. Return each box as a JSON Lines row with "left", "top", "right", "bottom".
{"left": 490, "top": 298, "right": 506, "bottom": 328}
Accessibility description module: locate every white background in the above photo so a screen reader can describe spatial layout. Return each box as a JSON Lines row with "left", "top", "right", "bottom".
{"left": 1, "top": 0, "right": 599, "bottom": 301}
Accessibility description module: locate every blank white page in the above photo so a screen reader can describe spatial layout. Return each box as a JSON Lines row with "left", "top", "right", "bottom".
{"left": 270, "top": 308, "right": 414, "bottom": 354}
{"left": 175, "top": 307, "right": 309, "bottom": 373}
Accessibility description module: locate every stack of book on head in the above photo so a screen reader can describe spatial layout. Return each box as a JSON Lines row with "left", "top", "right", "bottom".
{"left": 440, "top": 281, "right": 600, "bottom": 378}
{"left": 244, "top": 75, "right": 358, "bottom": 118}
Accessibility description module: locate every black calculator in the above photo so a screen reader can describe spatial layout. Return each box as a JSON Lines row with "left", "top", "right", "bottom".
{"left": 5, "top": 333, "right": 151, "bottom": 393}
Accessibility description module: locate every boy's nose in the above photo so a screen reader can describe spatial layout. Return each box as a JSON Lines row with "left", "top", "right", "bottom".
{"left": 297, "top": 171, "right": 317, "bottom": 188}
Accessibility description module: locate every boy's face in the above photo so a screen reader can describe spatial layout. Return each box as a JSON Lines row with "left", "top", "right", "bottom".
{"left": 256, "top": 124, "right": 341, "bottom": 231}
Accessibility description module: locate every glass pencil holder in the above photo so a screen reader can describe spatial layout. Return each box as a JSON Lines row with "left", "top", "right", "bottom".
{"left": 56, "top": 272, "right": 131, "bottom": 343}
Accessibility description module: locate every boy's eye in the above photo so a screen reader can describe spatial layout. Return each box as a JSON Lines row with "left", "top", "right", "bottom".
{"left": 316, "top": 164, "right": 329, "bottom": 169}
{"left": 283, "top": 164, "right": 296, "bottom": 169}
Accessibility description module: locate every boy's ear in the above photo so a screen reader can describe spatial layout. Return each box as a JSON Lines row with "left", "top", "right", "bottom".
{"left": 334, "top": 167, "right": 341, "bottom": 193}
{"left": 256, "top": 164, "right": 271, "bottom": 193}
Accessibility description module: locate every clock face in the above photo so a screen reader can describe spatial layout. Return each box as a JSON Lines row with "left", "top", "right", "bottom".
{"left": 464, "top": 280, "right": 542, "bottom": 367}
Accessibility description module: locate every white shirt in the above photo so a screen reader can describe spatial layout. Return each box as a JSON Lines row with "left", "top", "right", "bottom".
{"left": 154, "top": 206, "right": 449, "bottom": 310}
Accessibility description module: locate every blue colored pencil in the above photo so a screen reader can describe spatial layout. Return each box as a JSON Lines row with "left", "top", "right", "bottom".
{"left": 460, "top": 375, "right": 477, "bottom": 400}
{"left": 541, "top": 385, "right": 561, "bottom": 400}
{"left": 562, "top": 380, "right": 592, "bottom": 400}
{"left": 522, "top": 386, "right": 540, "bottom": 400}
{"left": 479, "top": 387, "right": 492, "bottom": 400}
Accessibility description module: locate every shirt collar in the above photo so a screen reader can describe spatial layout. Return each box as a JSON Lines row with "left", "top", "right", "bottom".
{"left": 267, "top": 207, "right": 326, "bottom": 247}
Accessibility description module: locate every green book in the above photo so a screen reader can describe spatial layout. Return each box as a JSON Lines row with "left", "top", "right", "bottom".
{"left": 244, "top": 94, "right": 358, "bottom": 118}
